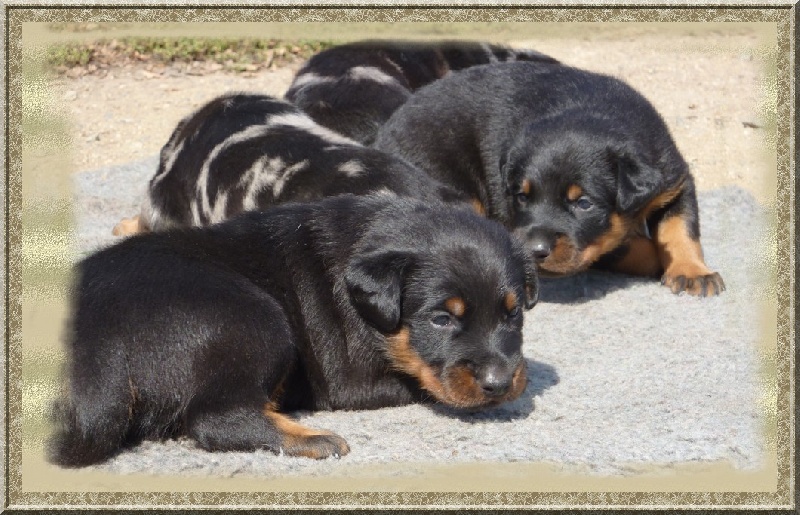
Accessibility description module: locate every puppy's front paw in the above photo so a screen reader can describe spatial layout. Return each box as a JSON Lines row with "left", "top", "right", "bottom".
{"left": 662, "top": 268, "right": 725, "bottom": 296}
{"left": 282, "top": 432, "right": 350, "bottom": 459}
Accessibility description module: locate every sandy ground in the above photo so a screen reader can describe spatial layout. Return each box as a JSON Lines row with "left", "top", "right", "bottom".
{"left": 53, "top": 27, "right": 775, "bottom": 205}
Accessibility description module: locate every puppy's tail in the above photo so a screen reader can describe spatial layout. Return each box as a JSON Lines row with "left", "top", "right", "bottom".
{"left": 46, "top": 396, "right": 128, "bottom": 468}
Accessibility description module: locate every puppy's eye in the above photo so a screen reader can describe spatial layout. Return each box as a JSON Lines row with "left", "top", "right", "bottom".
{"left": 431, "top": 314, "right": 453, "bottom": 328}
{"left": 515, "top": 192, "right": 529, "bottom": 204}
{"left": 507, "top": 306, "right": 521, "bottom": 318}
{"left": 574, "top": 196, "right": 593, "bottom": 210}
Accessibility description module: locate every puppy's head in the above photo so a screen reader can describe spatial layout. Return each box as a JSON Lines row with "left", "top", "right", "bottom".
{"left": 501, "top": 118, "right": 667, "bottom": 276}
{"left": 345, "top": 204, "right": 537, "bottom": 409}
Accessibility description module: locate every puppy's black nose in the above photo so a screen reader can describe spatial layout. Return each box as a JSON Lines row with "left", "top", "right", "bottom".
{"left": 477, "top": 363, "right": 513, "bottom": 397}
{"left": 530, "top": 240, "right": 551, "bottom": 260}
{"left": 527, "top": 230, "right": 557, "bottom": 261}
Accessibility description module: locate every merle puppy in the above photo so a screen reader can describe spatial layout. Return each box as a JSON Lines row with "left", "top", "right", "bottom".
{"left": 374, "top": 61, "right": 724, "bottom": 296}
{"left": 284, "top": 40, "right": 558, "bottom": 144}
{"left": 113, "top": 92, "right": 467, "bottom": 236}
{"left": 49, "top": 194, "right": 538, "bottom": 467}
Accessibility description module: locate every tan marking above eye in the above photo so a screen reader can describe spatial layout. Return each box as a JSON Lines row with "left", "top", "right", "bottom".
{"left": 566, "top": 184, "right": 583, "bottom": 202}
{"left": 521, "top": 179, "right": 532, "bottom": 196}
{"left": 504, "top": 291, "right": 518, "bottom": 312}
{"left": 444, "top": 297, "right": 466, "bottom": 318}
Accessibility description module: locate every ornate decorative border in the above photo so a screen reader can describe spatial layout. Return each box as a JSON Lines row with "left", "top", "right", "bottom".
{"left": 3, "top": 4, "right": 795, "bottom": 510}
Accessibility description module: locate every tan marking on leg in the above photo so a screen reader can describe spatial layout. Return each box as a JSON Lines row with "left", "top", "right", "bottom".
{"left": 504, "top": 291, "right": 518, "bottom": 312}
{"left": 655, "top": 216, "right": 724, "bottom": 296}
{"left": 262, "top": 406, "right": 349, "bottom": 459}
{"left": 566, "top": 184, "right": 583, "bottom": 202}
{"left": 470, "top": 198, "right": 486, "bottom": 216}
{"left": 112, "top": 215, "right": 148, "bottom": 236}
{"left": 608, "top": 236, "right": 663, "bottom": 278}
{"left": 444, "top": 297, "right": 466, "bottom": 318}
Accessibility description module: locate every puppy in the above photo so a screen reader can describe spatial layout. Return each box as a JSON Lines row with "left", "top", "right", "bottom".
{"left": 50, "top": 194, "right": 538, "bottom": 467}
{"left": 112, "top": 93, "right": 467, "bottom": 236}
{"left": 374, "top": 61, "right": 724, "bottom": 296}
{"left": 284, "top": 40, "right": 558, "bottom": 144}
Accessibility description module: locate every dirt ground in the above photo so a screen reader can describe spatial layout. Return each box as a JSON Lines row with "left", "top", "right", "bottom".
{"left": 52, "top": 26, "right": 776, "bottom": 204}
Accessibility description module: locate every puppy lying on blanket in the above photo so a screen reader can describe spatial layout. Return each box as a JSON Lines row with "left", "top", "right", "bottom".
{"left": 374, "top": 61, "right": 724, "bottom": 296}
{"left": 49, "top": 194, "right": 538, "bottom": 466}
{"left": 113, "top": 92, "right": 467, "bottom": 235}
{"left": 284, "top": 40, "right": 558, "bottom": 144}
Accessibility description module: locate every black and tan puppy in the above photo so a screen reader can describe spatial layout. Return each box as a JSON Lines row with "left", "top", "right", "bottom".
{"left": 374, "top": 61, "right": 724, "bottom": 296}
{"left": 50, "top": 194, "right": 538, "bottom": 467}
{"left": 284, "top": 40, "right": 558, "bottom": 144}
{"left": 113, "top": 92, "right": 467, "bottom": 235}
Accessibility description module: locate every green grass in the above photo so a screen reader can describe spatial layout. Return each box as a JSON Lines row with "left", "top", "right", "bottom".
{"left": 46, "top": 37, "right": 336, "bottom": 71}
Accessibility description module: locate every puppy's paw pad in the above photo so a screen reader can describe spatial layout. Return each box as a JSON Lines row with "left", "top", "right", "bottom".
{"left": 662, "top": 271, "right": 725, "bottom": 296}
{"left": 283, "top": 433, "right": 350, "bottom": 459}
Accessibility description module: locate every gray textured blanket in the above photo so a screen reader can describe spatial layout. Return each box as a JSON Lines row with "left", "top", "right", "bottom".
{"left": 70, "top": 156, "right": 769, "bottom": 479}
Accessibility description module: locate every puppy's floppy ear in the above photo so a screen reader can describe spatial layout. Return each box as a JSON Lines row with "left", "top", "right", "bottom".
{"left": 345, "top": 250, "right": 411, "bottom": 333}
{"left": 612, "top": 144, "right": 662, "bottom": 215}
{"left": 523, "top": 258, "right": 540, "bottom": 310}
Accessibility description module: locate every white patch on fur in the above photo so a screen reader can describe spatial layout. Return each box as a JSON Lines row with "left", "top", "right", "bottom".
{"left": 481, "top": 42, "right": 500, "bottom": 63}
{"left": 139, "top": 188, "right": 168, "bottom": 231}
{"left": 190, "top": 200, "right": 202, "bottom": 227}
{"left": 196, "top": 124, "right": 275, "bottom": 220}
{"left": 238, "top": 157, "right": 311, "bottom": 208}
{"left": 348, "top": 66, "right": 402, "bottom": 86}
{"left": 240, "top": 155, "right": 286, "bottom": 211}
{"left": 208, "top": 190, "right": 229, "bottom": 224}
{"left": 272, "top": 159, "right": 310, "bottom": 197}
{"left": 221, "top": 95, "right": 237, "bottom": 108}
{"left": 265, "top": 112, "right": 360, "bottom": 147}
{"left": 152, "top": 138, "right": 186, "bottom": 186}
{"left": 338, "top": 159, "right": 365, "bottom": 178}
{"left": 289, "top": 72, "right": 335, "bottom": 90}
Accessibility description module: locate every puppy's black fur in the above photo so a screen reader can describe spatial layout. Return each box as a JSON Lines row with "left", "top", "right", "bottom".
{"left": 374, "top": 62, "right": 724, "bottom": 296}
{"left": 51, "top": 194, "right": 538, "bottom": 467}
{"left": 284, "top": 40, "right": 558, "bottom": 144}
{"left": 113, "top": 93, "right": 466, "bottom": 235}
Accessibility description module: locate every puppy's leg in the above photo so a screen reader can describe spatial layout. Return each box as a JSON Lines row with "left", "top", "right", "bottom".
{"left": 600, "top": 235, "right": 663, "bottom": 278}
{"left": 187, "top": 397, "right": 349, "bottom": 459}
{"left": 650, "top": 183, "right": 725, "bottom": 296}
{"left": 185, "top": 293, "right": 349, "bottom": 459}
